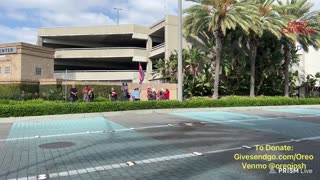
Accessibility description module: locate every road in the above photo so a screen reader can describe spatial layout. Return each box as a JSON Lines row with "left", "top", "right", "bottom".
{"left": 0, "top": 105, "right": 319, "bottom": 180}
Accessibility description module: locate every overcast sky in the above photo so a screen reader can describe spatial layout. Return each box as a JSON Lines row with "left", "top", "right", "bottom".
{"left": 0, "top": 0, "right": 319, "bottom": 44}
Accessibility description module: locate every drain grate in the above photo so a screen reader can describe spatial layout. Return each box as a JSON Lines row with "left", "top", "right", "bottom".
{"left": 39, "top": 142, "right": 75, "bottom": 149}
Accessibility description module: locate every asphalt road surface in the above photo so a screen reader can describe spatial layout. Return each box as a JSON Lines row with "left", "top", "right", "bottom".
{"left": 0, "top": 105, "right": 319, "bottom": 180}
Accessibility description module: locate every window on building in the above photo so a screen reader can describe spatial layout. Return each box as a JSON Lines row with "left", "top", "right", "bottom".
{"left": 5, "top": 67, "right": 10, "bottom": 74}
{"left": 36, "top": 67, "right": 42, "bottom": 75}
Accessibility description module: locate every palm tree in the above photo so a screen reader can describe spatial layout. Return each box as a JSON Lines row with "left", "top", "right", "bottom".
{"left": 185, "top": 45, "right": 206, "bottom": 77}
{"left": 276, "top": 0, "right": 320, "bottom": 97}
{"left": 247, "top": 0, "right": 286, "bottom": 97}
{"left": 152, "top": 58, "right": 168, "bottom": 81}
{"left": 184, "top": 0, "right": 259, "bottom": 98}
{"left": 185, "top": 30, "right": 216, "bottom": 77}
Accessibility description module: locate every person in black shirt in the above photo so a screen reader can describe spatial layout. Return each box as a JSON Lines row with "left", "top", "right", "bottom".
{"left": 88, "top": 88, "right": 95, "bottom": 102}
{"left": 70, "top": 85, "right": 78, "bottom": 103}
{"left": 121, "top": 87, "right": 130, "bottom": 101}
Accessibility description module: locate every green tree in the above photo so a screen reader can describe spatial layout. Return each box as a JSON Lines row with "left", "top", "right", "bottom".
{"left": 276, "top": 0, "right": 320, "bottom": 97}
{"left": 184, "top": 0, "right": 259, "bottom": 98}
{"left": 153, "top": 46, "right": 210, "bottom": 97}
{"left": 247, "top": 0, "right": 286, "bottom": 97}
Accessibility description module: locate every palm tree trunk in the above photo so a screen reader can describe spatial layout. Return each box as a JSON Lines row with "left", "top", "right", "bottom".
{"left": 284, "top": 45, "right": 291, "bottom": 97}
{"left": 256, "top": 76, "right": 265, "bottom": 95}
{"left": 249, "top": 39, "right": 257, "bottom": 98}
{"left": 212, "top": 30, "right": 223, "bottom": 99}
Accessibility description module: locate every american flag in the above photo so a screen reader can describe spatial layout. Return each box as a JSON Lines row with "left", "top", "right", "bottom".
{"left": 139, "top": 62, "right": 144, "bottom": 84}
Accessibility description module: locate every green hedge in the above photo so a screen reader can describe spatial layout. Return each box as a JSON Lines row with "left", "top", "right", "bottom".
{"left": 0, "top": 83, "right": 127, "bottom": 101}
{"left": 39, "top": 84, "right": 122, "bottom": 100}
{"left": 0, "top": 96, "right": 320, "bottom": 117}
{"left": 0, "top": 84, "right": 39, "bottom": 100}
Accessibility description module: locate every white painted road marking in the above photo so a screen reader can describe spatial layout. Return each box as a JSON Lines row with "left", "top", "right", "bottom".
{"left": 1, "top": 113, "right": 320, "bottom": 142}
{"left": 7, "top": 135, "right": 320, "bottom": 180}
{"left": 0, "top": 125, "right": 169, "bottom": 142}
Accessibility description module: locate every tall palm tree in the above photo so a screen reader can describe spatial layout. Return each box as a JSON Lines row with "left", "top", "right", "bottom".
{"left": 247, "top": 0, "right": 286, "bottom": 97}
{"left": 184, "top": 0, "right": 259, "bottom": 98}
{"left": 276, "top": 0, "right": 320, "bottom": 97}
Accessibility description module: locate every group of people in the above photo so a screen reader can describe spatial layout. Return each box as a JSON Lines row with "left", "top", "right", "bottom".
{"left": 111, "top": 86, "right": 142, "bottom": 101}
{"left": 82, "top": 86, "right": 95, "bottom": 102}
{"left": 147, "top": 87, "right": 170, "bottom": 100}
{"left": 111, "top": 86, "right": 170, "bottom": 101}
{"left": 69, "top": 85, "right": 170, "bottom": 102}
{"left": 121, "top": 87, "right": 141, "bottom": 101}
{"left": 70, "top": 85, "right": 95, "bottom": 103}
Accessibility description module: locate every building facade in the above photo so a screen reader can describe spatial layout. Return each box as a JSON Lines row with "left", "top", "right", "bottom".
{"left": 0, "top": 42, "right": 54, "bottom": 84}
{"left": 38, "top": 15, "right": 187, "bottom": 83}
{"left": 298, "top": 47, "right": 320, "bottom": 80}
{"left": 291, "top": 45, "right": 320, "bottom": 86}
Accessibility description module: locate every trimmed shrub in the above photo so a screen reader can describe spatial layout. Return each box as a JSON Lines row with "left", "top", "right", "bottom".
{"left": 0, "top": 84, "right": 39, "bottom": 100}
{"left": 0, "top": 96, "right": 320, "bottom": 117}
{"left": 39, "top": 84, "right": 122, "bottom": 100}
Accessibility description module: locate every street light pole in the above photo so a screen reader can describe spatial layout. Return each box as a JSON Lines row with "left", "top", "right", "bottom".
{"left": 65, "top": 69, "right": 68, "bottom": 102}
{"left": 113, "top": 8, "right": 122, "bottom": 25}
{"left": 178, "top": 0, "right": 183, "bottom": 101}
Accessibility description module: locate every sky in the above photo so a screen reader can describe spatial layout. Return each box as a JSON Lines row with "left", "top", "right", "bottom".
{"left": 0, "top": 0, "right": 319, "bottom": 44}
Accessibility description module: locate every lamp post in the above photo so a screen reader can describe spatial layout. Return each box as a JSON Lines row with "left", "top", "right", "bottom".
{"left": 178, "top": 0, "right": 183, "bottom": 101}
{"left": 113, "top": 8, "right": 122, "bottom": 25}
{"left": 65, "top": 69, "right": 68, "bottom": 102}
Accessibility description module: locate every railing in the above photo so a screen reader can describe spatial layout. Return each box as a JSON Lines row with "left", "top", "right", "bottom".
{"left": 55, "top": 70, "right": 139, "bottom": 73}
{"left": 151, "top": 43, "right": 165, "bottom": 51}
{"left": 54, "top": 70, "right": 140, "bottom": 81}
{"left": 149, "top": 19, "right": 165, "bottom": 29}
{"left": 55, "top": 47, "right": 147, "bottom": 51}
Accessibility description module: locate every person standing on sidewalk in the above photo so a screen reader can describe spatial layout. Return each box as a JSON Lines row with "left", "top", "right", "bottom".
{"left": 88, "top": 87, "right": 95, "bottom": 102}
{"left": 110, "top": 87, "right": 118, "bottom": 101}
{"left": 165, "top": 88, "right": 170, "bottom": 100}
{"left": 131, "top": 87, "right": 141, "bottom": 101}
{"left": 70, "top": 84, "right": 78, "bottom": 103}
{"left": 82, "top": 85, "right": 89, "bottom": 102}
{"left": 121, "top": 87, "right": 130, "bottom": 101}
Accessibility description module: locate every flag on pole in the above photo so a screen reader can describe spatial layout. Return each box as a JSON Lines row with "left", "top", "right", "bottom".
{"left": 139, "top": 62, "right": 145, "bottom": 84}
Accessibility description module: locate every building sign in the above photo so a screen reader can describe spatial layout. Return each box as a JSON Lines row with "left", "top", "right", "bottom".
{"left": 0, "top": 47, "right": 17, "bottom": 55}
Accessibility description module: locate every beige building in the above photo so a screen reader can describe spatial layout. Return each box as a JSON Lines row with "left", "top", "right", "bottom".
{"left": 291, "top": 44, "right": 320, "bottom": 86}
{"left": 298, "top": 47, "right": 320, "bottom": 80}
{"left": 38, "top": 15, "right": 187, "bottom": 83}
{"left": 0, "top": 42, "right": 54, "bottom": 83}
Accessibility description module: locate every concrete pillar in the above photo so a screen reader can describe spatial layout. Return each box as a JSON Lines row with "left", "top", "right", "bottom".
{"left": 37, "top": 37, "right": 43, "bottom": 46}
{"left": 146, "top": 36, "right": 153, "bottom": 80}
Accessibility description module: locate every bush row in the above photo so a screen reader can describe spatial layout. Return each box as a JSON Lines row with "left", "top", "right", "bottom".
{"left": 0, "top": 83, "right": 123, "bottom": 100}
{"left": 39, "top": 84, "right": 122, "bottom": 100}
{"left": 0, "top": 84, "right": 39, "bottom": 100}
{"left": 0, "top": 96, "right": 320, "bottom": 117}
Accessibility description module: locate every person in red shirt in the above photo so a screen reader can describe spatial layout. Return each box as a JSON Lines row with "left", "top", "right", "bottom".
{"left": 82, "top": 86, "right": 89, "bottom": 102}
{"left": 110, "top": 87, "right": 118, "bottom": 101}
{"left": 165, "top": 88, "right": 170, "bottom": 100}
{"left": 147, "top": 87, "right": 151, "bottom": 100}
